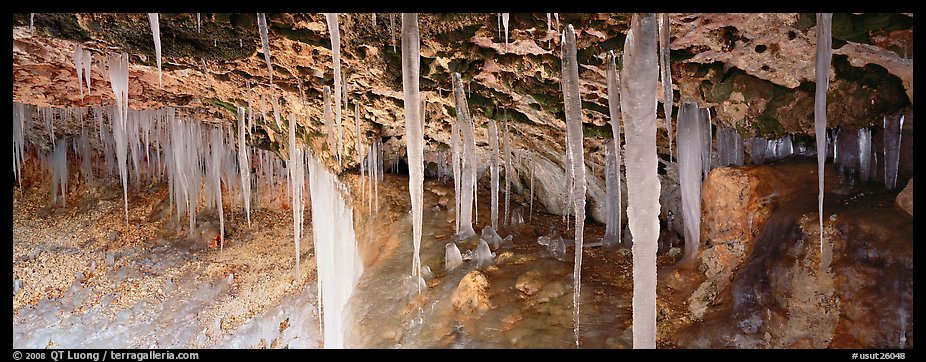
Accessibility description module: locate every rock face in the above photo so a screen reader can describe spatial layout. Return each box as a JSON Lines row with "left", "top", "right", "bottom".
{"left": 11, "top": 12, "right": 913, "bottom": 181}
{"left": 689, "top": 160, "right": 841, "bottom": 320}
{"left": 895, "top": 178, "right": 912, "bottom": 216}
{"left": 451, "top": 270, "right": 493, "bottom": 316}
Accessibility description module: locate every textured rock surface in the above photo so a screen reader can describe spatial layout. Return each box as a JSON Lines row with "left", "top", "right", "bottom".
{"left": 895, "top": 178, "right": 912, "bottom": 216}
{"left": 11, "top": 12, "right": 914, "bottom": 221}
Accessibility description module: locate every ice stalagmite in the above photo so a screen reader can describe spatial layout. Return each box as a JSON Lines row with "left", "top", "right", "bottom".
{"left": 326, "top": 13, "right": 344, "bottom": 166}
{"left": 257, "top": 13, "right": 273, "bottom": 83}
{"left": 306, "top": 152, "right": 363, "bottom": 349}
{"left": 814, "top": 13, "right": 832, "bottom": 253}
{"left": 288, "top": 113, "right": 305, "bottom": 271}
{"left": 488, "top": 120, "right": 500, "bottom": 230}
{"left": 73, "top": 44, "right": 84, "bottom": 98}
{"left": 883, "top": 113, "right": 904, "bottom": 189}
{"left": 147, "top": 13, "right": 162, "bottom": 88}
{"left": 453, "top": 72, "right": 478, "bottom": 240}
{"left": 451, "top": 118, "right": 462, "bottom": 234}
{"left": 401, "top": 13, "right": 425, "bottom": 285}
{"left": 109, "top": 52, "right": 130, "bottom": 225}
{"left": 237, "top": 107, "right": 252, "bottom": 226}
{"left": 858, "top": 128, "right": 871, "bottom": 182}
{"left": 562, "top": 24, "right": 587, "bottom": 347}
{"left": 604, "top": 50, "right": 623, "bottom": 245}
{"left": 658, "top": 13, "right": 674, "bottom": 161}
{"left": 677, "top": 101, "right": 703, "bottom": 265}
{"left": 445, "top": 243, "right": 463, "bottom": 272}
{"left": 621, "top": 14, "right": 660, "bottom": 349}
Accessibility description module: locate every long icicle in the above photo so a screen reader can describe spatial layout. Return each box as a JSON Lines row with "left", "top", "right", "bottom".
{"left": 814, "top": 13, "right": 832, "bottom": 254}
{"left": 621, "top": 14, "right": 660, "bottom": 349}
{"left": 326, "top": 13, "right": 344, "bottom": 167}
{"left": 257, "top": 13, "right": 273, "bottom": 83}
{"left": 562, "top": 24, "right": 587, "bottom": 348}
{"left": 677, "top": 100, "right": 703, "bottom": 265}
{"left": 658, "top": 13, "right": 673, "bottom": 161}
{"left": 604, "top": 50, "right": 623, "bottom": 245}
{"left": 238, "top": 107, "right": 252, "bottom": 226}
{"left": 148, "top": 13, "right": 162, "bottom": 88}
{"left": 453, "top": 72, "right": 478, "bottom": 239}
{"left": 401, "top": 13, "right": 424, "bottom": 288}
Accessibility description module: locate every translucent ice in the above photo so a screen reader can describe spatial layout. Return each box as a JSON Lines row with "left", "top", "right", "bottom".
{"left": 147, "top": 13, "right": 162, "bottom": 88}
{"left": 562, "top": 24, "right": 587, "bottom": 347}
{"left": 603, "top": 51, "right": 623, "bottom": 245}
{"left": 620, "top": 14, "right": 660, "bottom": 349}
{"left": 445, "top": 242, "right": 463, "bottom": 272}
{"left": 677, "top": 100, "right": 702, "bottom": 265}
{"left": 402, "top": 13, "right": 424, "bottom": 284}
{"left": 452, "top": 72, "right": 478, "bottom": 240}
{"left": 814, "top": 13, "right": 832, "bottom": 252}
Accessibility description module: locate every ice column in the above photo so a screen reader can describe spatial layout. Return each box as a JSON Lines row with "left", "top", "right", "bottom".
{"left": 402, "top": 13, "right": 425, "bottom": 285}
{"left": 620, "top": 14, "right": 660, "bottom": 349}
{"left": 814, "top": 13, "right": 832, "bottom": 252}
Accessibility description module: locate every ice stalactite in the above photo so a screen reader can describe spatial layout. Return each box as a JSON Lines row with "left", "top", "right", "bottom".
{"left": 82, "top": 49, "right": 92, "bottom": 94}
{"left": 354, "top": 103, "right": 363, "bottom": 171}
{"left": 29, "top": 13, "right": 34, "bottom": 33}
{"left": 814, "top": 13, "right": 832, "bottom": 253}
{"left": 306, "top": 151, "right": 363, "bottom": 349}
{"left": 13, "top": 103, "right": 26, "bottom": 189}
{"left": 109, "top": 52, "right": 130, "bottom": 225}
{"left": 147, "top": 13, "right": 162, "bottom": 88}
{"left": 371, "top": 13, "right": 376, "bottom": 28}
{"left": 73, "top": 44, "right": 84, "bottom": 98}
{"left": 700, "top": 108, "right": 712, "bottom": 177}
{"left": 79, "top": 125, "right": 93, "bottom": 189}
{"left": 677, "top": 101, "right": 703, "bottom": 265}
{"left": 658, "top": 13, "right": 674, "bottom": 161}
{"left": 453, "top": 72, "right": 478, "bottom": 240}
{"left": 323, "top": 86, "right": 337, "bottom": 158}
{"left": 326, "top": 13, "right": 344, "bottom": 167}
{"left": 750, "top": 138, "right": 767, "bottom": 165}
{"left": 402, "top": 13, "right": 424, "bottom": 286}
{"left": 502, "top": 13, "right": 510, "bottom": 51}
{"left": 717, "top": 127, "right": 743, "bottom": 167}
{"left": 621, "top": 14, "right": 660, "bottom": 349}
{"left": 529, "top": 151, "right": 535, "bottom": 223}
{"left": 197, "top": 13, "right": 201, "bottom": 33}
{"left": 257, "top": 13, "right": 273, "bottom": 83}
{"left": 562, "top": 24, "right": 587, "bottom": 348}
{"left": 390, "top": 14, "right": 396, "bottom": 52}
{"left": 208, "top": 127, "right": 225, "bottom": 250}
{"left": 451, "top": 116, "right": 462, "bottom": 234}
{"left": 287, "top": 113, "right": 305, "bottom": 271}
{"left": 488, "top": 120, "right": 500, "bottom": 230}
{"left": 51, "top": 138, "right": 68, "bottom": 206}
{"left": 504, "top": 120, "right": 513, "bottom": 225}
{"left": 604, "top": 50, "right": 623, "bottom": 246}
{"left": 883, "top": 113, "right": 904, "bottom": 190}
{"left": 858, "top": 128, "right": 872, "bottom": 183}
{"left": 237, "top": 107, "right": 252, "bottom": 227}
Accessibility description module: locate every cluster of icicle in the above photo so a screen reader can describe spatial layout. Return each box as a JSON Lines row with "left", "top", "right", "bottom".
{"left": 72, "top": 44, "right": 93, "bottom": 98}
{"left": 9, "top": 101, "right": 310, "bottom": 257}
